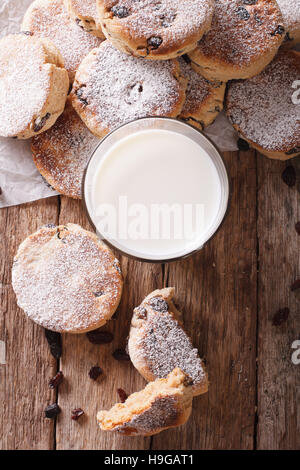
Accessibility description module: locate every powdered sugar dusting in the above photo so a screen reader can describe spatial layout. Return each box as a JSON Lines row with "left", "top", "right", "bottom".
{"left": 179, "top": 57, "right": 210, "bottom": 114}
{"left": 133, "top": 300, "right": 206, "bottom": 387}
{"left": 114, "top": 396, "right": 179, "bottom": 435}
{"left": 102, "top": 0, "right": 214, "bottom": 45}
{"left": 0, "top": 34, "right": 50, "bottom": 137}
{"left": 74, "top": 41, "right": 184, "bottom": 132}
{"left": 226, "top": 52, "right": 300, "bottom": 152}
{"left": 12, "top": 224, "right": 122, "bottom": 332}
{"left": 32, "top": 104, "right": 99, "bottom": 198}
{"left": 197, "top": 0, "right": 284, "bottom": 65}
{"left": 277, "top": 0, "right": 300, "bottom": 32}
{"left": 22, "top": 0, "right": 102, "bottom": 79}
{"left": 70, "top": 0, "right": 98, "bottom": 18}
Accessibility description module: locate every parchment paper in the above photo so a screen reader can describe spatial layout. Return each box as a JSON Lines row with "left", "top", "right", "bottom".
{"left": 0, "top": 0, "right": 238, "bottom": 209}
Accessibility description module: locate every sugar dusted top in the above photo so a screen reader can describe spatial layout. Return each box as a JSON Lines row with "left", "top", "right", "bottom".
{"left": 226, "top": 51, "right": 300, "bottom": 152}
{"left": 12, "top": 224, "right": 123, "bottom": 333}
{"left": 179, "top": 56, "right": 210, "bottom": 115}
{"left": 0, "top": 34, "right": 50, "bottom": 137}
{"left": 70, "top": 0, "right": 98, "bottom": 18}
{"left": 22, "top": 0, "right": 102, "bottom": 79}
{"left": 72, "top": 41, "right": 185, "bottom": 133}
{"left": 99, "top": 0, "right": 214, "bottom": 49}
{"left": 196, "top": 0, "right": 284, "bottom": 65}
{"left": 32, "top": 103, "right": 99, "bottom": 198}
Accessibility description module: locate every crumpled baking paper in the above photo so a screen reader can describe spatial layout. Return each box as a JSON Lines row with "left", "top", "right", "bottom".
{"left": 0, "top": 0, "right": 238, "bottom": 209}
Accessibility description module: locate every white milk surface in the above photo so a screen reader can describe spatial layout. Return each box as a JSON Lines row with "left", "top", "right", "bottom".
{"left": 91, "top": 129, "right": 223, "bottom": 260}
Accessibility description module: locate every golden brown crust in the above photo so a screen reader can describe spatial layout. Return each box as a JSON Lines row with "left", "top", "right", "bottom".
{"left": 96, "top": 0, "right": 215, "bottom": 60}
{"left": 31, "top": 100, "right": 99, "bottom": 198}
{"left": 277, "top": 0, "right": 300, "bottom": 48}
{"left": 178, "top": 56, "right": 225, "bottom": 130}
{"left": 97, "top": 368, "right": 193, "bottom": 436}
{"left": 64, "top": 0, "right": 105, "bottom": 38}
{"left": 225, "top": 50, "right": 300, "bottom": 160}
{"left": 71, "top": 41, "right": 187, "bottom": 138}
{"left": 0, "top": 33, "right": 69, "bottom": 139}
{"left": 188, "top": 0, "right": 285, "bottom": 82}
{"left": 128, "top": 288, "right": 208, "bottom": 397}
{"left": 12, "top": 223, "right": 123, "bottom": 333}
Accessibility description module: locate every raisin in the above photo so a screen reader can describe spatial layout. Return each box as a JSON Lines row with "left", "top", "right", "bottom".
{"left": 286, "top": 147, "right": 300, "bottom": 156}
{"left": 296, "top": 222, "right": 300, "bottom": 235}
{"left": 20, "top": 31, "right": 33, "bottom": 36}
{"left": 86, "top": 329, "right": 114, "bottom": 345}
{"left": 75, "top": 87, "right": 88, "bottom": 106}
{"left": 45, "top": 329, "right": 62, "bottom": 359}
{"left": 33, "top": 113, "right": 51, "bottom": 133}
{"left": 49, "top": 371, "right": 64, "bottom": 389}
{"left": 89, "top": 365, "right": 103, "bottom": 380}
{"left": 147, "top": 36, "right": 163, "bottom": 49}
{"left": 254, "top": 14, "right": 262, "bottom": 25}
{"left": 113, "top": 348, "right": 130, "bottom": 361}
{"left": 149, "top": 297, "right": 169, "bottom": 312}
{"left": 236, "top": 7, "right": 250, "bottom": 21}
{"left": 160, "top": 13, "right": 176, "bottom": 28}
{"left": 0, "top": 187, "right": 2, "bottom": 195}
{"left": 114, "top": 260, "right": 122, "bottom": 275}
{"left": 94, "top": 291, "right": 104, "bottom": 297}
{"left": 291, "top": 279, "right": 300, "bottom": 291}
{"left": 134, "top": 306, "right": 147, "bottom": 319}
{"left": 71, "top": 408, "right": 84, "bottom": 421}
{"left": 272, "top": 308, "right": 289, "bottom": 326}
{"left": 111, "top": 5, "right": 130, "bottom": 18}
{"left": 271, "top": 25, "right": 285, "bottom": 36}
{"left": 281, "top": 166, "right": 296, "bottom": 187}
{"left": 182, "top": 54, "right": 191, "bottom": 65}
{"left": 237, "top": 138, "right": 250, "bottom": 151}
{"left": 242, "top": 0, "right": 257, "bottom": 4}
{"left": 45, "top": 403, "right": 61, "bottom": 419}
{"left": 44, "top": 223, "right": 56, "bottom": 229}
{"left": 117, "top": 388, "right": 128, "bottom": 403}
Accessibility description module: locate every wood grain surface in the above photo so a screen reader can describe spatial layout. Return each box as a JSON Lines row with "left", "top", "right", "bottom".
{"left": 0, "top": 150, "right": 299, "bottom": 450}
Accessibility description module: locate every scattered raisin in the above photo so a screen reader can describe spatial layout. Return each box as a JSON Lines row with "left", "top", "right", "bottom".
{"left": 149, "top": 297, "right": 169, "bottom": 312}
{"left": 114, "top": 260, "right": 122, "bottom": 275}
{"left": 89, "top": 365, "right": 103, "bottom": 380}
{"left": 237, "top": 138, "right": 250, "bottom": 151}
{"left": 117, "top": 388, "right": 128, "bottom": 403}
{"left": 160, "top": 13, "right": 176, "bottom": 28}
{"left": 272, "top": 308, "right": 289, "bottom": 326}
{"left": 111, "top": 5, "right": 130, "bottom": 18}
{"left": 86, "top": 329, "right": 114, "bottom": 345}
{"left": 45, "top": 329, "right": 62, "bottom": 359}
{"left": 291, "top": 279, "right": 300, "bottom": 291}
{"left": 236, "top": 7, "right": 250, "bottom": 21}
{"left": 281, "top": 166, "right": 296, "bottom": 187}
{"left": 44, "top": 223, "right": 56, "bottom": 229}
{"left": 147, "top": 36, "right": 163, "bottom": 49}
{"left": 271, "top": 25, "right": 285, "bottom": 36}
{"left": 71, "top": 408, "right": 84, "bottom": 421}
{"left": 49, "top": 371, "right": 64, "bottom": 389}
{"left": 45, "top": 403, "right": 61, "bottom": 419}
{"left": 113, "top": 348, "right": 130, "bottom": 361}
{"left": 242, "top": 0, "right": 257, "bottom": 4}
{"left": 286, "top": 147, "right": 300, "bottom": 156}
{"left": 33, "top": 113, "right": 51, "bottom": 133}
{"left": 295, "top": 222, "right": 300, "bottom": 235}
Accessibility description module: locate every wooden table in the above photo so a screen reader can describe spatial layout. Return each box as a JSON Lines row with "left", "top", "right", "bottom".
{"left": 0, "top": 149, "right": 299, "bottom": 450}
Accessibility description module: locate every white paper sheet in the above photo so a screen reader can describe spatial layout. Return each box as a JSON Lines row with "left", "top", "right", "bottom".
{"left": 0, "top": 0, "right": 238, "bottom": 209}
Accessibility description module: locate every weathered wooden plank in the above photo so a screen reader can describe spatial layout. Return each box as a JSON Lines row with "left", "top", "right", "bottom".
{"left": 151, "top": 151, "right": 258, "bottom": 450}
{"left": 55, "top": 197, "right": 162, "bottom": 450}
{"left": 0, "top": 197, "right": 59, "bottom": 450}
{"left": 257, "top": 155, "right": 300, "bottom": 450}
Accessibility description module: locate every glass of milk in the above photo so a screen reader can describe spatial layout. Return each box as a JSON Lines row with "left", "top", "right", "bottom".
{"left": 83, "top": 117, "right": 229, "bottom": 262}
